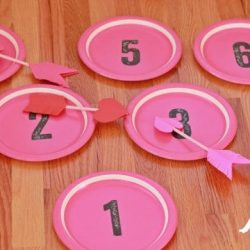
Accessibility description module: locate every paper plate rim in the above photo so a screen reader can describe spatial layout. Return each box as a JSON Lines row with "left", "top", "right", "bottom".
{"left": 77, "top": 16, "right": 182, "bottom": 81}
{"left": 193, "top": 19, "right": 250, "bottom": 84}
{"left": 0, "top": 84, "right": 96, "bottom": 161}
{"left": 0, "top": 25, "right": 26, "bottom": 82}
{"left": 124, "top": 82, "right": 238, "bottom": 161}
{"left": 53, "top": 171, "right": 178, "bottom": 250}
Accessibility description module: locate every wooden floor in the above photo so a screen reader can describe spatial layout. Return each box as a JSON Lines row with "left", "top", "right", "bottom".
{"left": 0, "top": 0, "right": 250, "bottom": 249}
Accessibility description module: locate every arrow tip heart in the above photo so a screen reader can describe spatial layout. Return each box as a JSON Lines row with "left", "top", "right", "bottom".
{"left": 93, "top": 98, "right": 128, "bottom": 123}
{"left": 154, "top": 116, "right": 183, "bottom": 133}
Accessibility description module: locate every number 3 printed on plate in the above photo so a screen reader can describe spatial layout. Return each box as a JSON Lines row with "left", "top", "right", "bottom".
{"left": 169, "top": 108, "right": 192, "bottom": 139}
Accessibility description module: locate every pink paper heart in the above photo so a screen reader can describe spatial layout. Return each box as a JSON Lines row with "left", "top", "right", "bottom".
{"left": 93, "top": 98, "right": 128, "bottom": 123}
{"left": 154, "top": 116, "right": 183, "bottom": 133}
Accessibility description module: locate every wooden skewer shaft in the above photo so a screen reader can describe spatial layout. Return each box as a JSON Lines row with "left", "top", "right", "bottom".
{"left": 0, "top": 53, "right": 29, "bottom": 67}
{"left": 66, "top": 105, "right": 98, "bottom": 112}
{"left": 173, "top": 127, "right": 209, "bottom": 151}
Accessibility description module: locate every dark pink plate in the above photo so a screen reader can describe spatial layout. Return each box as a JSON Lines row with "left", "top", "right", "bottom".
{"left": 0, "top": 84, "right": 95, "bottom": 161}
{"left": 78, "top": 16, "right": 182, "bottom": 81}
{"left": 53, "top": 171, "right": 177, "bottom": 250}
{"left": 194, "top": 19, "right": 250, "bottom": 84}
{"left": 0, "top": 25, "right": 25, "bottom": 81}
{"left": 125, "top": 83, "right": 237, "bottom": 161}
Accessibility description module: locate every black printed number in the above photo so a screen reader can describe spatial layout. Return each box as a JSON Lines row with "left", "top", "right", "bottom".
{"left": 104, "top": 200, "right": 122, "bottom": 236}
{"left": 233, "top": 42, "right": 250, "bottom": 68}
{"left": 169, "top": 109, "right": 191, "bottom": 139}
{"left": 29, "top": 113, "right": 52, "bottom": 140}
{"left": 121, "top": 40, "right": 140, "bottom": 65}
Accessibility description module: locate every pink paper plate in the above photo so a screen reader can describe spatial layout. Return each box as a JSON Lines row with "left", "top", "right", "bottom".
{"left": 78, "top": 16, "right": 182, "bottom": 81}
{"left": 0, "top": 84, "right": 95, "bottom": 161}
{"left": 0, "top": 25, "right": 26, "bottom": 81}
{"left": 53, "top": 171, "right": 177, "bottom": 250}
{"left": 194, "top": 19, "right": 250, "bottom": 84}
{"left": 125, "top": 83, "right": 237, "bottom": 161}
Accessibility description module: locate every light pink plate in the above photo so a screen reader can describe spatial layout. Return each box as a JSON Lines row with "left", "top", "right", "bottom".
{"left": 53, "top": 171, "right": 177, "bottom": 250}
{"left": 125, "top": 83, "right": 237, "bottom": 160}
{"left": 0, "top": 84, "right": 95, "bottom": 161}
{"left": 0, "top": 25, "right": 26, "bottom": 81}
{"left": 194, "top": 19, "right": 250, "bottom": 84}
{"left": 78, "top": 16, "right": 182, "bottom": 81}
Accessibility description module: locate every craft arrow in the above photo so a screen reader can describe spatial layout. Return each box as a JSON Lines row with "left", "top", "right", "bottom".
{"left": 23, "top": 93, "right": 128, "bottom": 123}
{"left": 154, "top": 116, "right": 250, "bottom": 180}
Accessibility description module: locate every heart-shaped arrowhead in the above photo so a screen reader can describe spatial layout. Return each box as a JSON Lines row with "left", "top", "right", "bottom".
{"left": 29, "top": 62, "right": 78, "bottom": 88}
{"left": 154, "top": 116, "right": 183, "bottom": 133}
{"left": 93, "top": 98, "right": 128, "bottom": 123}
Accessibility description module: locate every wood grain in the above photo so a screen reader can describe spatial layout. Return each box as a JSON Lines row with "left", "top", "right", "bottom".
{"left": 0, "top": 0, "right": 249, "bottom": 249}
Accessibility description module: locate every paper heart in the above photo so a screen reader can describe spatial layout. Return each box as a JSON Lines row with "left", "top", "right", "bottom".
{"left": 154, "top": 116, "right": 183, "bottom": 133}
{"left": 93, "top": 98, "right": 128, "bottom": 123}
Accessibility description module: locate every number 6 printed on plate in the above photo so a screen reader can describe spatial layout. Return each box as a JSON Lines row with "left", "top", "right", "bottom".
{"left": 194, "top": 19, "right": 250, "bottom": 84}
{"left": 233, "top": 42, "right": 250, "bottom": 68}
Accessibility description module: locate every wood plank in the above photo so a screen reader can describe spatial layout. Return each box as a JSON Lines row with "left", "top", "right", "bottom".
{"left": 11, "top": 1, "right": 45, "bottom": 249}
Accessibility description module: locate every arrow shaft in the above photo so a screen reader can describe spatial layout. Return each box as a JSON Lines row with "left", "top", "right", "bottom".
{"left": 66, "top": 105, "right": 98, "bottom": 112}
{"left": 0, "top": 53, "right": 29, "bottom": 67}
{"left": 173, "top": 128, "right": 209, "bottom": 151}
